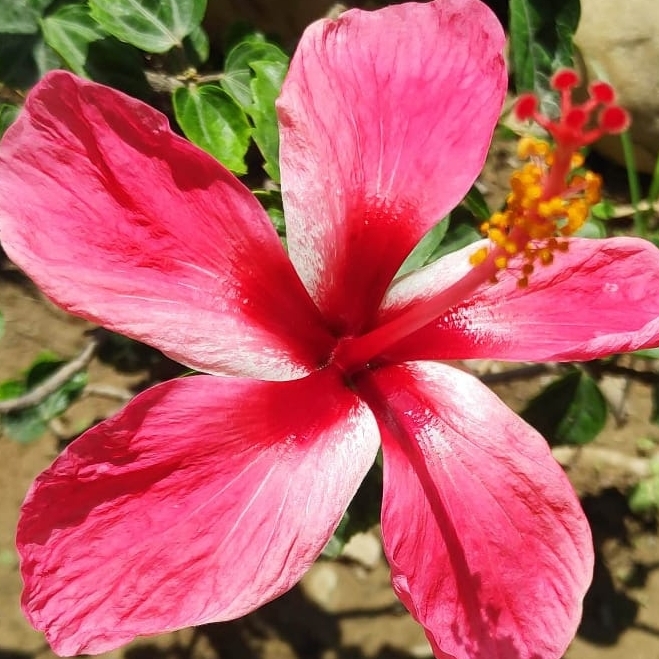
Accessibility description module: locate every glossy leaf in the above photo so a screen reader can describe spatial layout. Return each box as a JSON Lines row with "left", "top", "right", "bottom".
{"left": 509, "top": 0, "right": 580, "bottom": 113}
{"left": 0, "top": 0, "right": 51, "bottom": 34}
{"left": 522, "top": 370, "right": 607, "bottom": 445}
{"left": 88, "top": 0, "right": 206, "bottom": 53}
{"left": 633, "top": 347, "right": 659, "bottom": 359}
{"left": 184, "top": 24, "right": 209, "bottom": 65}
{"left": 591, "top": 199, "right": 616, "bottom": 221}
{"left": 397, "top": 217, "right": 450, "bottom": 277}
{"left": 462, "top": 184, "right": 491, "bottom": 221}
{"left": 575, "top": 217, "right": 606, "bottom": 239}
{"left": 629, "top": 463, "right": 659, "bottom": 514}
{"left": 221, "top": 36, "right": 288, "bottom": 109}
{"left": 41, "top": 4, "right": 102, "bottom": 76}
{"left": 248, "top": 60, "right": 287, "bottom": 181}
{"left": 0, "top": 33, "right": 60, "bottom": 88}
{"left": 0, "top": 354, "right": 87, "bottom": 443}
{"left": 0, "top": 105, "right": 19, "bottom": 137}
{"left": 254, "top": 189, "right": 286, "bottom": 235}
{"left": 41, "top": 3, "right": 144, "bottom": 93}
{"left": 434, "top": 220, "right": 481, "bottom": 260}
{"left": 173, "top": 84, "right": 251, "bottom": 174}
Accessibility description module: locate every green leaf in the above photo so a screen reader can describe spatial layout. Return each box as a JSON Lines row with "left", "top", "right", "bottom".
{"left": 0, "top": 379, "right": 25, "bottom": 401}
{"left": 0, "top": 0, "right": 51, "bottom": 34}
{"left": 254, "top": 189, "right": 286, "bottom": 235}
{"left": 0, "top": 105, "right": 19, "bottom": 137}
{"left": 633, "top": 347, "right": 659, "bottom": 359}
{"left": 266, "top": 205, "right": 286, "bottom": 235}
{"left": 183, "top": 24, "right": 209, "bottom": 65}
{"left": 221, "top": 36, "right": 288, "bottom": 109}
{"left": 89, "top": 0, "right": 206, "bottom": 53}
{"left": 247, "top": 60, "right": 287, "bottom": 181}
{"left": 41, "top": 4, "right": 101, "bottom": 75}
{"left": 522, "top": 370, "right": 607, "bottom": 445}
{"left": 462, "top": 185, "right": 491, "bottom": 222}
{"left": 591, "top": 199, "right": 616, "bottom": 221}
{"left": 0, "top": 32, "right": 61, "bottom": 88}
{"left": 575, "top": 218, "right": 606, "bottom": 239}
{"left": 509, "top": 0, "right": 580, "bottom": 114}
{"left": 434, "top": 221, "right": 481, "bottom": 260}
{"left": 2, "top": 407, "right": 49, "bottom": 443}
{"left": 41, "top": 3, "right": 145, "bottom": 93}
{"left": 0, "top": 353, "right": 87, "bottom": 443}
{"left": 173, "top": 84, "right": 251, "bottom": 174}
{"left": 629, "top": 470, "right": 659, "bottom": 514}
{"left": 397, "top": 217, "right": 450, "bottom": 278}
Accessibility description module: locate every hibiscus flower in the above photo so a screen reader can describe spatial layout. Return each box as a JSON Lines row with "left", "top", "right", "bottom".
{"left": 1, "top": 1, "right": 659, "bottom": 658}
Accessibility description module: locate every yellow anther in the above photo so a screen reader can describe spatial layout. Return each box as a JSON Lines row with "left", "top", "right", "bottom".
{"left": 517, "top": 137, "right": 535, "bottom": 159}
{"left": 566, "top": 200, "right": 588, "bottom": 230}
{"left": 517, "top": 137, "right": 551, "bottom": 160}
{"left": 570, "top": 152, "right": 585, "bottom": 168}
{"left": 584, "top": 171, "right": 602, "bottom": 204}
{"left": 489, "top": 228, "right": 506, "bottom": 246}
{"left": 469, "top": 246, "right": 489, "bottom": 266}
{"left": 473, "top": 131, "right": 600, "bottom": 286}
{"left": 539, "top": 249, "right": 553, "bottom": 265}
{"left": 490, "top": 212, "right": 507, "bottom": 228}
{"left": 537, "top": 197, "right": 564, "bottom": 218}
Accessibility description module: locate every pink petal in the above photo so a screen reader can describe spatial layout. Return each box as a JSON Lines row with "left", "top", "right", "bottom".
{"left": 277, "top": 0, "right": 506, "bottom": 334}
{"left": 0, "top": 71, "right": 333, "bottom": 380}
{"left": 379, "top": 237, "right": 659, "bottom": 362}
{"left": 358, "top": 361, "right": 592, "bottom": 659}
{"left": 18, "top": 370, "right": 379, "bottom": 655}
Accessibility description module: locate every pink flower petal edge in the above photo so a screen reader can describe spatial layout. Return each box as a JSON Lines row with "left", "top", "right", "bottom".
{"left": 357, "top": 361, "right": 593, "bottom": 659}
{"left": 0, "top": 70, "right": 333, "bottom": 380}
{"left": 18, "top": 370, "right": 379, "bottom": 655}
{"left": 277, "top": 0, "right": 506, "bottom": 333}
{"left": 379, "top": 236, "right": 659, "bottom": 363}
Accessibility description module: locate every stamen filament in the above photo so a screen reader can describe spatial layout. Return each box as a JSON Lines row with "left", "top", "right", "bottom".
{"left": 334, "top": 69, "right": 630, "bottom": 374}
{"left": 334, "top": 247, "right": 502, "bottom": 371}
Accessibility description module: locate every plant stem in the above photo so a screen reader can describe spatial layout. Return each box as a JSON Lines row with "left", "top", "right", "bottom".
{"left": 620, "top": 130, "right": 646, "bottom": 236}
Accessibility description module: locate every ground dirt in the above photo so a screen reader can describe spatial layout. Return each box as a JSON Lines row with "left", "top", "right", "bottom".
{"left": 1, "top": 137, "right": 658, "bottom": 659}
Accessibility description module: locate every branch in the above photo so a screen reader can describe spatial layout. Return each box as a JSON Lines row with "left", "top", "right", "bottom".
{"left": 83, "top": 383, "right": 133, "bottom": 403}
{"left": 0, "top": 340, "right": 98, "bottom": 414}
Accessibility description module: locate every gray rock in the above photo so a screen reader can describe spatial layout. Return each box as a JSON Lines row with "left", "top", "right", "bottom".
{"left": 574, "top": 0, "right": 659, "bottom": 172}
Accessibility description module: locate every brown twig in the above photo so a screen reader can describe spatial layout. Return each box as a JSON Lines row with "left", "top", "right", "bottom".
{"left": 83, "top": 383, "right": 133, "bottom": 403}
{"left": 0, "top": 339, "right": 98, "bottom": 414}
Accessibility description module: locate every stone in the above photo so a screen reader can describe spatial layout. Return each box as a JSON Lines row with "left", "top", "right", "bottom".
{"left": 574, "top": 0, "right": 659, "bottom": 172}
{"left": 301, "top": 561, "right": 340, "bottom": 609}
{"left": 341, "top": 530, "right": 383, "bottom": 569}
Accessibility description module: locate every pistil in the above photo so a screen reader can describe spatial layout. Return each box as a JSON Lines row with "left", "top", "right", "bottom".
{"left": 333, "top": 69, "right": 629, "bottom": 374}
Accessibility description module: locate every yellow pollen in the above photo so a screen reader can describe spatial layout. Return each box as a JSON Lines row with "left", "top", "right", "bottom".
{"left": 469, "top": 246, "right": 489, "bottom": 266}
{"left": 570, "top": 152, "right": 585, "bottom": 168}
{"left": 471, "top": 136, "right": 601, "bottom": 284}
